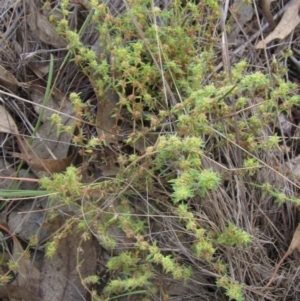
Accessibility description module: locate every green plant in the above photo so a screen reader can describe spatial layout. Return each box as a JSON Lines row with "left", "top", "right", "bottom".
{"left": 3, "top": 0, "right": 300, "bottom": 300}
{"left": 217, "top": 276, "right": 244, "bottom": 301}
{"left": 217, "top": 222, "right": 252, "bottom": 248}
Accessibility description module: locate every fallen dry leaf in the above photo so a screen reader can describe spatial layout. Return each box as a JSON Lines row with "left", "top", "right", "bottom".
{"left": 0, "top": 64, "right": 28, "bottom": 88}
{"left": 30, "top": 84, "right": 74, "bottom": 159}
{"left": 11, "top": 235, "right": 40, "bottom": 293}
{"left": 91, "top": 34, "right": 121, "bottom": 146}
{"left": 30, "top": 84, "right": 73, "bottom": 123}
{"left": 228, "top": 0, "right": 253, "bottom": 42}
{"left": 8, "top": 150, "right": 76, "bottom": 178}
{"left": 23, "top": 84, "right": 77, "bottom": 177}
{"left": 0, "top": 99, "right": 74, "bottom": 179}
{"left": 256, "top": 0, "right": 300, "bottom": 49}
{"left": 0, "top": 285, "right": 42, "bottom": 301}
{"left": 0, "top": 224, "right": 40, "bottom": 295}
{"left": 96, "top": 89, "right": 119, "bottom": 144}
{"left": 8, "top": 201, "right": 48, "bottom": 243}
{"left": 25, "top": 0, "right": 67, "bottom": 48}
{"left": 0, "top": 105, "right": 19, "bottom": 135}
{"left": 40, "top": 217, "right": 96, "bottom": 301}
{"left": 30, "top": 61, "right": 50, "bottom": 79}
{"left": 0, "top": 84, "right": 75, "bottom": 179}
{"left": 27, "top": 120, "right": 74, "bottom": 171}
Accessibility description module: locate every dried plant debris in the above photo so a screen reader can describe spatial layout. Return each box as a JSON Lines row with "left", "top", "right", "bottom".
{"left": 0, "top": 64, "right": 29, "bottom": 88}
{"left": 2, "top": 0, "right": 300, "bottom": 301}
{"left": 7, "top": 200, "right": 48, "bottom": 243}
{"left": 264, "top": 223, "right": 300, "bottom": 288}
{"left": 261, "top": 0, "right": 277, "bottom": 29}
{"left": 96, "top": 89, "right": 119, "bottom": 145}
{"left": 11, "top": 234, "right": 41, "bottom": 293}
{"left": 256, "top": 0, "right": 300, "bottom": 48}
{"left": 228, "top": 0, "right": 253, "bottom": 42}
{"left": 0, "top": 105, "right": 19, "bottom": 135}
{"left": 0, "top": 223, "right": 40, "bottom": 294}
{"left": 8, "top": 149, "right": 76, "bottom": 178}
{"left": 29, "top": 85, "right": 75, "bottom": 156}
{"left": 0, "top": 285, "right": 42, "bottom": 301}
{"left": 39, "top": 217, "right": 97, "bottom": 301}
{"left": 25, "top": 0, "right": 67, "bottom": 48}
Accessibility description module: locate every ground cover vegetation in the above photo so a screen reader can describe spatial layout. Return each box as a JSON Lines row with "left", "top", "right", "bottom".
{"left": 1, "top": 0, "right": 300, "bottom": 300}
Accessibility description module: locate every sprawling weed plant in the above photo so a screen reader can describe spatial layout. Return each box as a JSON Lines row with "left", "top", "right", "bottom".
{"left": 35, "top": 0, "right": 300, "bottom": 300}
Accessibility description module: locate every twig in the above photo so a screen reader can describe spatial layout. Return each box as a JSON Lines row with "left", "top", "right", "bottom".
{"left": 263, "top": 248, "right": 293, "bottom": 289}
{"left": 261, "top": 0, "right": 276, "bottom": 30}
